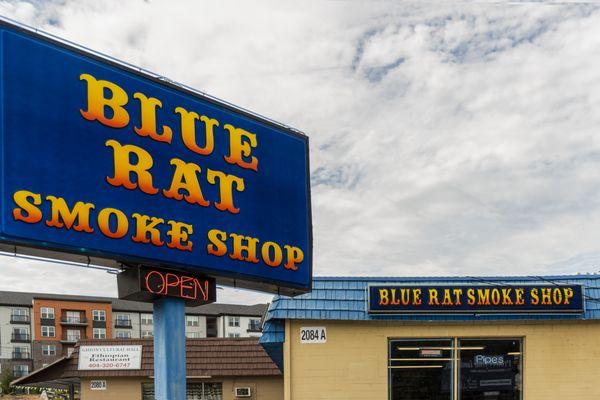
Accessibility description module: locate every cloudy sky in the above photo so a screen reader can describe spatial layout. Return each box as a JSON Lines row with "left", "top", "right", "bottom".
{"left": 1, "top": 0, "right": 600, "bottom": 304}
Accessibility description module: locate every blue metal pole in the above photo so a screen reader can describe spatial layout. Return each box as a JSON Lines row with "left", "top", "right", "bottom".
{"left": 153, "top": 297, "right": 186, "bottom": 400}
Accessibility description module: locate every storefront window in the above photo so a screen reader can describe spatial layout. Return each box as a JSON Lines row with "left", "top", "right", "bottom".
{"left": 389, "top": 338, "right": 523, "bottom": 400}
{"left": 142, "top": 382, "right": 222, "bottom": 400}
{"left": 459, "top": 339, "right": 522, "bottom": 400}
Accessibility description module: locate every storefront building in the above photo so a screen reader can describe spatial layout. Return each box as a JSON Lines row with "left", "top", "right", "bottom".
{"left": 260, "top": 275, "right": 600, "bottom": 400}
{"left": 13, "top": 337, "right": 282, "bottom": 400}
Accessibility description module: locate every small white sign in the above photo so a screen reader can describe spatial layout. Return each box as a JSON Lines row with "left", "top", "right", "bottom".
{"left": 300, "top": 327, "right": 327, "bottom": 344}
{"left": 78, "top": 345, "right": 142, "bottom": 370}
{"left": 90, "top": 380, "right": 107, "bottom": 391}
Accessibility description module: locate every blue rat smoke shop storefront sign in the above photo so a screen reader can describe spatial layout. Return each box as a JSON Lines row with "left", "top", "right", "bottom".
{"left": 368, "top": 285, "right": 584, "bottom": 314}
{"left": 0, "top": 20, "right": 311, "bottom": 296}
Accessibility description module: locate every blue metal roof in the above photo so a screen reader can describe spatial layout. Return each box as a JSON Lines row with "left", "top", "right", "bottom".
{"left": 265, "top": 275, "right": 600, "bottom": 322}
{"left": 260, "top": 275, "right": 600, "bottom": 369}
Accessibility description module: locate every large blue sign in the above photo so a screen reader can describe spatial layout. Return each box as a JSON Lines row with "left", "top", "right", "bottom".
{"left": 368, "top": 285, "right": 584, "bottom": 314}
{"left": 0, "top": 21, "right": 311, "bottom": 295}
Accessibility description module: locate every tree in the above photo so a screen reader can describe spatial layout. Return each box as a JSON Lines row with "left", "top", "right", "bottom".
{"left": 0, "top": 370, "right": 15, "bottom": 395}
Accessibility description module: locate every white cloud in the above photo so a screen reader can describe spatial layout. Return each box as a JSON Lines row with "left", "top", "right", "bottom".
{"left": 0, "top": 1, "right": 599, "bottom": 304}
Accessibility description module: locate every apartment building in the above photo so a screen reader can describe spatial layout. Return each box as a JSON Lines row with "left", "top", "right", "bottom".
{"left": 108, "top": 301, "right": 265, "bottom": 339}
{"left": 0, "top": 298, "right": 32, "bottom": 378}
{"left": 0, "top": 291, "right": 267, "bottom": 376}
{"left": 32, "top": 298, "right": 113, "bottom": 368}
{"left": 205, "top": 304, "right": 265, "bottom": 338}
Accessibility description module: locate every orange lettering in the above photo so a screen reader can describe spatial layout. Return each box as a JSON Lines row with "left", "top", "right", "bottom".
{"left": 12, "top": 190, "right": 42, "bottom": 224}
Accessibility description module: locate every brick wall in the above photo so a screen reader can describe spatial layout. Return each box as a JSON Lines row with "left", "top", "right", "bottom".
{"left": 32, "top": 299, "right": 113, "bottom": 341}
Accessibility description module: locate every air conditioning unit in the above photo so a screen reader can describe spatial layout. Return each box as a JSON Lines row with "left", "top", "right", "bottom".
{"left": 234, "top": 387, "right": 252, "bottom": 397}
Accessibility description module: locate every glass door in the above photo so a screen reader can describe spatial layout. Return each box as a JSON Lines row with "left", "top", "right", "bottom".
{"left": 389, "top": 339, "right": 454, "bottom": 400}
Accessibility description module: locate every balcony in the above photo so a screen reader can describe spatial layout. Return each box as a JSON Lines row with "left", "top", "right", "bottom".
{"left": 40, "top": 317, "right": 56, "bottom": 327}
{"left": 10, "top": 315, "right": 30, "bottom": 324}
{"left": 12, "top": 351, "right": 31, "bottom": 360}
{"left": 247, "top": 323, "right": 262, "bottom": 333}
{"left": 11, "top": 333, "right": 30, "bottom": 343}
{"left": 114, "top": 319, "right": 132, "bottom": 328}
{"left": 60, "top": 335, "right": 82, "bottom": 344}
{"left": 60, "top": 316, "right": 88, "bottom": 326}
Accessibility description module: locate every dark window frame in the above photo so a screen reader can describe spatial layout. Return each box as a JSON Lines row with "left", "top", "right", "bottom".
{"left": 388, "top": 337, "right": 524, "bottom": 400}
{"left": 141, "top": 381, "right": 223, "bottom": 400}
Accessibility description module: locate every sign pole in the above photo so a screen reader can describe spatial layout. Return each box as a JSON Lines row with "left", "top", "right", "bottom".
{"left": 153, "top": 296, "right": 186, "bottom": 400}
{"left": 118, "top": 266, "right": 217, "bottom": 400}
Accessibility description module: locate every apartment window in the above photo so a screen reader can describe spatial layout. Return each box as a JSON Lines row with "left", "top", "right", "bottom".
{"left": 12, "top": 364, "right": 29, "bottom": 377}
{"left": 116, "top": 330, "right": 131, "bottom": 339}
{"left": 228, "top": 316, "right": 240, "bottom": 327}
{"left": 41, "top": 307, "right": 55, "bottom": 319}
{"left": 66, "top": 329, "right": 81, "bottom": 342}
{"left": 13, "top": 327, "right": 29, "bottom": 340}
{"left": 92, "top": 310, "right": 106, "bottom": 321}
{"left": 142, "top": 330, "right": 153, "bottom": 338}
{"left": 10, "top": 308, "right": 29, "bottom": 322}
{"left": 186, "top": 332, "right": 201, "bottom": 338}
{"left": 141, "top": 314, "right": 153, "bottom": 325}
{"left": 228, "top": 333, "right": 240, "bottom": 338}
{"left": 41, "top": 326, "right": 55, "bottom": 338}
{"left": 64, "top": 311, "right": 82, "bottom": 323}
{"left": 186, "top": 315, "right": 199, "bottom": 327}
{"left": 13, "top": 346, "right": 29, "bottom": 359}
{"left": 93, "top": 328, "right": 106, "bottom": 339}
{"left": 42, "top": 344, "right": 56, "bottom": 356}
{"left": 114, "top": 314, "right": 132, "bottom": 329}
{"left": 206, "top": 317, "right": 217, "bottom": 338}
{"left": 248, "top": 318, "right": 261, "bottom": 331}
{"left": 388, "top": 338, "right": 523, "bottom": 400}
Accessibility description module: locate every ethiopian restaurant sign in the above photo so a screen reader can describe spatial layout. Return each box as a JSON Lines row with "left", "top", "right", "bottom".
{"left": 78, "top": 345, "right": 142, "bottom": 371}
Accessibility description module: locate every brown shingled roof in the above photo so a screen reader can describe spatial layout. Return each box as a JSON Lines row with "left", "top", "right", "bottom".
{"left": 18, "top": 338, "right": 280, "bottom": 386}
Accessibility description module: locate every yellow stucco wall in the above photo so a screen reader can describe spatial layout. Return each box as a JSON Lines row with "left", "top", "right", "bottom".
{"left": 285, "top": 319, "right": 600, "bottom": 400}
{"left": 80, "top": 376, "right": 282, "bottom": 400}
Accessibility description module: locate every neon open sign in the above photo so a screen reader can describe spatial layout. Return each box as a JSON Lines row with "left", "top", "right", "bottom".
{"left": 0, "top": 20, "right": 311, "bottom": 295}
{"left": 144, "top": 269, "right": 213, "bottom": 301}
{"left": 118, "top": 267, "right": 216, "bottom": 306}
